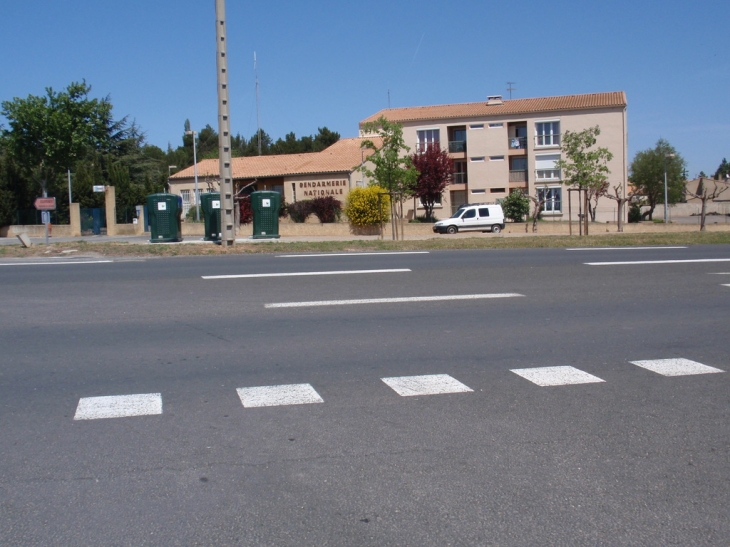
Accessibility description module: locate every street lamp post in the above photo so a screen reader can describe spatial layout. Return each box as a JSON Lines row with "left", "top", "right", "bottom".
{"left": 167, "top": 165, "right": 177, "bottom": 194}
{"left": 185, "top": 130, "right": 200, "bottom": 221}
{"left": 664, "top": 153, "right": 675, "bottom": 223}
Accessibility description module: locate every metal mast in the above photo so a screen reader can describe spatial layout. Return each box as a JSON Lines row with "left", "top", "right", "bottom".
{"left": 215, "top": 0, "right": 235, "bottom": 246}
{"left": 255, "top": 52, "right": 262, "bottom": 155}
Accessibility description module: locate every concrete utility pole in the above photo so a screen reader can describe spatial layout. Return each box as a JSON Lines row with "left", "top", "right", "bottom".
{"left": 215, "top": 0, "right": 235, "bottom": 246}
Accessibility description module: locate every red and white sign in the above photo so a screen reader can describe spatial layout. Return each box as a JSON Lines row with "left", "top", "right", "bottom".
{"left": 34, "top": 197, "right": 57, "bottom": 211}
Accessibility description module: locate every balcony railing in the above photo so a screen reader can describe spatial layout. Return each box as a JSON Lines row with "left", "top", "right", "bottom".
{"left": 508, "top": 137, "right": 528, "bottom": 150}
{"left": 452, "top": 172, "right": 467, "bottom": 185}
{"left": 509, "top": 170, "right": 527, "bottom": 183}
{"left": 448, "top": 140, "right": 466, "bottom": 153}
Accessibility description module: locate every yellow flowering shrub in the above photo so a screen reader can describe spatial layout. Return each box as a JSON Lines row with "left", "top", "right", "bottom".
{"left": 345, "top": 186, "right": 390, "bottom": 226}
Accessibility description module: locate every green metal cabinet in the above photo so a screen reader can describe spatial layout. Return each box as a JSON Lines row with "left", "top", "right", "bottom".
{"left": 251, "top": 191, "right": 281, "bottom": 239}
{"left": 147, "top": 194, "right": 183, "bottom": 242}
{"left": 200, "top": 192, "right": 221, "bottom": 242}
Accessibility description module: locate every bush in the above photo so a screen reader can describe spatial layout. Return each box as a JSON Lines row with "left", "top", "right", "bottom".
{"left": 239, "top": 195, "right": 253, "bottom": 225}
{"left": 287, "top": 200, "right": 313, "bottom": 223}
{"left": 345, "top": 186, "right": 390, "bottom": 226}
{"left": 501, "top": 190, "right": 530, "bottom": 222}
{"left": 185, "top": 205, "right": 202, "bottom": 222}
{"left": 628, "top": 204, "right": 641, "bottom": 223}
{"left": 310, "top": 196, "right": 342, "bottom": 223}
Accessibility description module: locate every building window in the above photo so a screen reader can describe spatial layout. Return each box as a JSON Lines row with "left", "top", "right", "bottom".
{"left": 453, "top": 160, "right": 467, "bottom": 185}
{"left": 535, "top": 121, "right": 560, "bottom": 147}
{"left": 489, "top": 155, "right": 505, "bottom": 161}
{"left": 488, "top": 123, "right": 503, "bottom": 128}
{"left": 471, "top": 189, "right": 486, "bottom": 194}
{"left": 417, "top": 129, "right": 440, "bottom": 152}
{"left": 490, "top": 188, "right": 506, "bottom": 193}
{"left": 535, "top": 153, "right": 561, "bottom": 181}
{"left": 469, "top": 124, "right": 484, "bottom": 130}
{"left": 180, "top": 190, "right": 191, "bottom": 217}
{"left": 537, "top": 186, "right": 562, "bottom": 213}
{"left": 470, "top": 156, "right": 485, "bottom": 162}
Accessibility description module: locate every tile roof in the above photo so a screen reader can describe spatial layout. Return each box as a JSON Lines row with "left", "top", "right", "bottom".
{"left": 169, "top": 137, "right": 380, "bottom": 181}
{"left": 360, "top": 92, "right": 627, "bottom": 126}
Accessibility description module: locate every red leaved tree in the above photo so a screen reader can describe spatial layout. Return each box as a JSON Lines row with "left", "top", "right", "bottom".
{"left": 411, "top": 146, "right": 453, "bottom": 221}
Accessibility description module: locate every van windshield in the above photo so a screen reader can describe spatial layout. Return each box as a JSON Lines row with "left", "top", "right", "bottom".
{"left": 450, "top": 210, "right": 464, "bottom": 219}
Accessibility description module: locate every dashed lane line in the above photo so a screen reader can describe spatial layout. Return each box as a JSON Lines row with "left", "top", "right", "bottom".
{"left": 74, "top": 393, "right": 162, "bottom": 420}
{"left": 236, "top": 384, "right": 324, "bottom": 408}
{"left": 265, "top": 293, "right": 525, "bottom": 309}
{"left": 381, "top": 374, "right": 473, "bottom": 397}
{"left": 0, "top": 260, "right": 113, "bottom": 266}
{"left": 585, "top": 258, "right": 730, "bottom": 266}
{"left": 202, "top": 268, "right": 410, "bottom": 280}
{"left": 567, "top": 246, "right": 687, "bottom": 251}
{"left": 277, "top": 252, "right": 430, "bottom": 258}
{"left": 510, "top": 366, "right": 605, "bottom": 387}
{"left": 630, "top": 359, "right": 725, "bottom": 376}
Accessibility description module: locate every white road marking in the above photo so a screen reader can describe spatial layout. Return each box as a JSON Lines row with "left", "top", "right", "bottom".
{"left": 265, "top": 293, "right": 524, "bottom": 309}
{"left": 567, "top": 246, "right": 687, "bottom": 251}
{"left": 277, "top": 252, "right": 430, "bottom": 258}
{"left": 510, "top": 366, "right": 605, "bottom": 387}
{"left": 74, "top": 393, "right": 162, "bottom": 420}
{"left": 381, "top": 374, "right": 473, "bottom": 397}
{"left": 723, "top": 284, "right": 730, "bottom": 287}
{"left": 236, "top": 384, "right": 324, "bottom": 407}
{"left": 202, "top": 268, "right": 410, "bottom": 279}
{"left": 0, "top": 260, "right": 113, "bottom": 266}
{"left": 630, "top": 358, "right": 724, "bottom": 376}
{"left": 708, "top": 272, "right": 730, "bottom": 275}
{"left": 586, "top": 258, "right": 730, "bottom": 266}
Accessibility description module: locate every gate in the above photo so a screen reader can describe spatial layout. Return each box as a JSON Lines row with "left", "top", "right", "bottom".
{"left": 80, "top": 208, "right": 106, "bottom": 235}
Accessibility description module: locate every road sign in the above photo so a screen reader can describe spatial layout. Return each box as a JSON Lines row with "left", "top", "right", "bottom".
{"left": 41, "top": 211, "right": 51, "bottom": 224}
{"left": 34, "top": 197, "right": 57, "bottom": 210}
{"left": 93, "top": 185, "right": 105, "bottom": 193}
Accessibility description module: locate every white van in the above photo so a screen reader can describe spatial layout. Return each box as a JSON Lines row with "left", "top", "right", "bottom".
{"left": 433, "top": 203, "right": 505, "bottom": 234}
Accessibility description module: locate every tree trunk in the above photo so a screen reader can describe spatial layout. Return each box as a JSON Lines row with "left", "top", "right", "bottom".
{"left": 700, "top": 199, "right": 707, "bottom": 231}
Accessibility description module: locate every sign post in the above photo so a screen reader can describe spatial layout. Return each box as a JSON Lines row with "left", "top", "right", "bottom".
{"left": 34, "top": 197, "right": 57, "bottom": 245}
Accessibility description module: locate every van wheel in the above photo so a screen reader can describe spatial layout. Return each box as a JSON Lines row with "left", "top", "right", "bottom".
{"left": 446, "top": 225, "right": 458, "bottom": 234}
{"left": 491, "top": 225, "right": 501, "bottom": 234}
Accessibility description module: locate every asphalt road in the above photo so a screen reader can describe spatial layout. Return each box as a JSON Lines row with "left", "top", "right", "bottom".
{"left": 1, "top": 245, "right": 729, "bottom": 546}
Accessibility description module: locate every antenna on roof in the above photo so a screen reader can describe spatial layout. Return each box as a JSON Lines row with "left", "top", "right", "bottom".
{"left": 506, "top": 82, "right": 516, "bottom": 99}
{"left": 255, "top": 52, "right": 262, "bottom": 156}
{"left": 388, "top": 88, "right": 391, "bottom": 109}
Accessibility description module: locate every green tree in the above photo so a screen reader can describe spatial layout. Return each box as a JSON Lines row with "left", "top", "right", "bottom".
{"left": 501, "top": 190, "right": 530, "bottom": 222}
{"left": 1, "top": 81, "right": 129, "bottom": 201}
{"left": 554, "top": 126, "right": 613, "bottom": 222}
{"left": 312, "top": 127, "right": 340, "bottom": 151}
{"left": 714, "top": 158, "right": 729, "bottom": 180}
{"left": 629, "top": 139, "right": 686, "bottom": 221}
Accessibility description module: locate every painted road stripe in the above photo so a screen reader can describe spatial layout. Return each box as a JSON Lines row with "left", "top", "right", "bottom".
{"left": 567, "top": 246, "right": 686, "bottom": 251}
{"left": 277, "top": 251, "right": 430, "bottom": 258}
{"left": 74, "top": 393, "right": 162, "bottom": 420}
{"left": 202, "top": 268, "right": 410, "bottom": 280}
{"left": 0, "top": 260, "right": 113, "bottom": 266}
{"left": 511, "top": 366, "right": 605, "bottom": 387}
{"left": 236, "top": 384, "right": 324, "bottom": 407}
{"left": 265, "top": 293, "right": 524, "bottom": 309}
{"left": 630, "top": 358, "right": 724, "bottom": 376}
{"left": 381, "top": 374, "right": 473, "bottom": 397}
{"left": 586, "top": 258, "right": 730, "bottom": 266}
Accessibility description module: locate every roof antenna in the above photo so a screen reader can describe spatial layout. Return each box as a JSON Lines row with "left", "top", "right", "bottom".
{"left": 388, "top": 88, "right": 391, "bottom": 109}
{"left": 506, "top": 82, "right": 516, "bottom": 99}
{"left": 255, "top": 52, "right": 262, "bottom": 155}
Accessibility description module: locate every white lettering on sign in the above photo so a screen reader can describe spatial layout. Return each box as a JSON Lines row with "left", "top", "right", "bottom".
{"left": 93, "top": 185, "right": 105, "bottom": 193}
{"left": 158, "top": 202, "right": 167, "bottom": 211}
{"left": 262, "top": 199, "right": 271, "bottom": 207}
{"left": 212, "top": 200, "right": 220, "bottom": 209}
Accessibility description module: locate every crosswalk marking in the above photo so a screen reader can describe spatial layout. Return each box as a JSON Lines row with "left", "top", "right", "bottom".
{"left": 510, "top": 366, "right": 605, "bottom": 387}
{"left": 381, "top": 374, "right": 473, "bottom": 397}
{"left": 629, "top": 358, "right": 725, "bottom": 376}
{"left": 74, "top": 393, "right": 162, "bottom": 420}
{"left": 236, "top": 383, "right": 324, "bottom": 408}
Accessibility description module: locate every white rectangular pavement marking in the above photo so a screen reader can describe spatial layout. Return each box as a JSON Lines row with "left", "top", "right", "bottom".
{"left": 630, "top": 358, "right": 724, "bottom": 376}
{"left": 265, "top": 293, "right": 524, "bottom": 309}
{"left": 567, "top": 247, "right": 686, "bottom": 251}
{"left": 510, "top": 366, "right": 605, "bottom": 387}
{"left": 236, "top": 384, "right": 324, "bottom": 407}
{"left": 381, "top": 374, "right": 474, "bottom": 397}
{"left": 277, "top": 252, "right": 429, "bottom": 258}
{"left": 203, "top": 268, "right": 410, "bottom": 280}
{"left": 586, "top": 258, "right": 730, "bottom": 266}
{"left": 74, "top": 393, "right": 162, "bottom": 420}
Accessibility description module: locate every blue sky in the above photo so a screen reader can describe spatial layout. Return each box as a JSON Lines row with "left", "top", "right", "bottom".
{"left": 1, "top": 0, "right": 728, "bottom": 178}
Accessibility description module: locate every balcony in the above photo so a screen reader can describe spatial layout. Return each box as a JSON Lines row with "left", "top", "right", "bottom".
{"left": 452, "top": 172, "right": 467, "bottom": 185}
{"left": 448, "top": 140, "right": 466, "bottom": 153}
{"left": 509, "top": 170, "right": 527, "bottom": 183}
{"left": 508, "top": 137, "right": 527, "bottom": 150}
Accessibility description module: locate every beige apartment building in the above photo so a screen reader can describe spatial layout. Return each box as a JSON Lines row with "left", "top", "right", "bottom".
{"left": 360, "top": 91, "right": 628, "bottom": 222}
{"left": 168, "top": 137, "right": 378, "bottom": 217}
